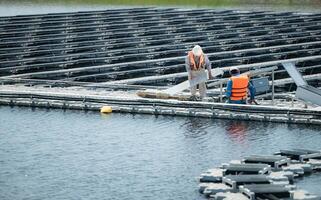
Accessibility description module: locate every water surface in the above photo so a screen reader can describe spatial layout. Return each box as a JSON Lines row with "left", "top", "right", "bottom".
{"left": 0, "top": 106, "right": 320, "bottom": 200}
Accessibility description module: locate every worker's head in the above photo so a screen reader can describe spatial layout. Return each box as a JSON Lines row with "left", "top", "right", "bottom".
{"left": 229, "top": 66, "right": 240, "bottom": 75}
{"left": 192, "top": 45, "right": 203, "bottom": 57}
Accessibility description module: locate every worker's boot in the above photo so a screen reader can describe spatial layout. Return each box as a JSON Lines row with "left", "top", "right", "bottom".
{"left": 202, "top": 97, "right": 214, "bottom": 102}
{"left": 189, "top": 95, "right": 201, "bottom": 101}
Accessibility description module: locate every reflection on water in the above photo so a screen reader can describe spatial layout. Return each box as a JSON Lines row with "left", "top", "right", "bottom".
{"left": 224, "top": 121, "right": 249, "bottom": 144}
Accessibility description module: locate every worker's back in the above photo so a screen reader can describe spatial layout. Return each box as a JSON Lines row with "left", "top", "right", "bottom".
{"left": 230, "top": 75, "right": 249, "bottom": 101}
{"left": 226, "top": 67, "right": 255, "bottom": 104}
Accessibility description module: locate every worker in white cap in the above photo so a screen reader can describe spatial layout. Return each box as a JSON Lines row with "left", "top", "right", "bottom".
{"left": 226, "top": 66, "right": 256, "bottom": 104}
{"left": 185, "top": 45, "right": 213, "bottom": 100}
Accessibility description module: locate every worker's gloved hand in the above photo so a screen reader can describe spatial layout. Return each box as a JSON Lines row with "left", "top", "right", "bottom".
{"left": 222, "top": 96, "right": 228, "bottom": 102}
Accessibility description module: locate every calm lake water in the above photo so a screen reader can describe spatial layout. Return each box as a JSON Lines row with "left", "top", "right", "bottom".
{"left": 0, "top": 106, "right": 320, "bottom": 199}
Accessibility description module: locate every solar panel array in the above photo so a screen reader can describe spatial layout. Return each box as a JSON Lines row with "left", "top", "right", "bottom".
{"left": 0, "top": 8, "right": 321, "bottom": 88}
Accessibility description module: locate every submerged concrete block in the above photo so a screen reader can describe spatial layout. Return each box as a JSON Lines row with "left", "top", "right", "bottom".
{"left": 213, "top": 192, "right": 250, "bottom": 200}
{"left": 307, "top": 159, "right": 321, "bottom": 170}
{"left": 268, "top": 171, "right": 289, "bottom": 185}
{"left": 299, "top": 164, "right": 313, "bottom": 173}
{"left": 199, "top": 182, "right": 214, "bottom": 193}
{"left": 286, "top": 163, "right": 313, "bottom": 174}
{"left": 229, "top": 160, "right": 242, "bottom": 164}
{"left": 291, "top": 190, "right": 321, "bottom": 200}
{"left": 203, "top": 183, "right": 233, "bottom": 196}
{"left": 282, "top": 164, "right": 305, "bottom": 176}
{"left": 199, "top": 168, "right": 224, "bottom": 183}
{"left": 268, "top": 171, "right": 294, "bottom": 184}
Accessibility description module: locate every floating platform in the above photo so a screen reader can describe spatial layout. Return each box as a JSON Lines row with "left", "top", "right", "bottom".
{"left": 222, "top": 163, "right": 271, "bottom": 175}
{"left": 1, "top": 8, "right": 321, "bottom": 124}
{"left": 240, "top": 184, "right": 291, "bottom": 200}
{"left": 199, "top": 148, "right": 321, "bottom": 200}
{"left": 223, "top": 174, "right": 271, "bottom": 191}
{"left": 276, "top": 149, "right": 321, "bottom": 160}
{"left": 243, "top": 155, "right": 290, "bottom": 169}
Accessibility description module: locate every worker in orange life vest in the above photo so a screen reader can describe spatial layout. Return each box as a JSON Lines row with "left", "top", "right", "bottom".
{"left": 185, "top": 45, "right": 213, "bottom": 99}
{"left": 226, "top": 67, "right": 256, "bottom": 104}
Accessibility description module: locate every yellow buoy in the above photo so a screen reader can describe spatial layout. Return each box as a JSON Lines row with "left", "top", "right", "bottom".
{"left": 100, "top": 106, "right": 112, "bottom": 114}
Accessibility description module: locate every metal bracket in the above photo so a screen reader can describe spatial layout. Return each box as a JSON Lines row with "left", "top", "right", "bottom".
{"left": 282, "top": 62, "right": 321, "bottom": 106}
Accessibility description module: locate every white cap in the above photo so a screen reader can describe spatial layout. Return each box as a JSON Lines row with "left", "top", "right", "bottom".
{"left": 229, "top": 66, "right": 240, "bottom": 74}
{"left": 192, "top": 45, "right": 203, "bottom": 56}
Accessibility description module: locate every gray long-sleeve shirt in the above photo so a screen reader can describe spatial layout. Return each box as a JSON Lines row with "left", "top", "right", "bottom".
{"left": 185, "top": 54, "right": 211, "bottom": 75}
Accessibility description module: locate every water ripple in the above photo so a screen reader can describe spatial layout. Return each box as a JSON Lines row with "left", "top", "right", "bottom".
{"left": 1, "top": 106, "right": 321, "bottom": 200}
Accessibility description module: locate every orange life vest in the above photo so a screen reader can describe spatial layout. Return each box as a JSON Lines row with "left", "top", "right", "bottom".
{"left": 188, "top": 51, "right": 205, "bottom": 70}
{"left": 230, "top": 75, "right": 249, "bottom": 101}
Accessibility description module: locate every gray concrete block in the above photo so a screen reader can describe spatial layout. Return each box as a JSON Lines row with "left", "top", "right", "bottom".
{"left": 199, "top": 182, "right": 215, "bottom": 193}
{"left": 199, "top": 168, "right": 224, "bottom": 182}
{"left": 203, "top": 183, "right": 233, "bottom": 196}
{"left": 282, "top": 164, "right": 305, "bottom": 176}
{"left": 213, "top": 192, "right": 250, "bottom": 200}
{"left": 268, "top": 171, "right": 294, "bottom": 184}
{"left": 307, "top": 159, "right": 321, "bottom": 170}
{"left": 291, "top": 190, "right": 321, "bottom": 200}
